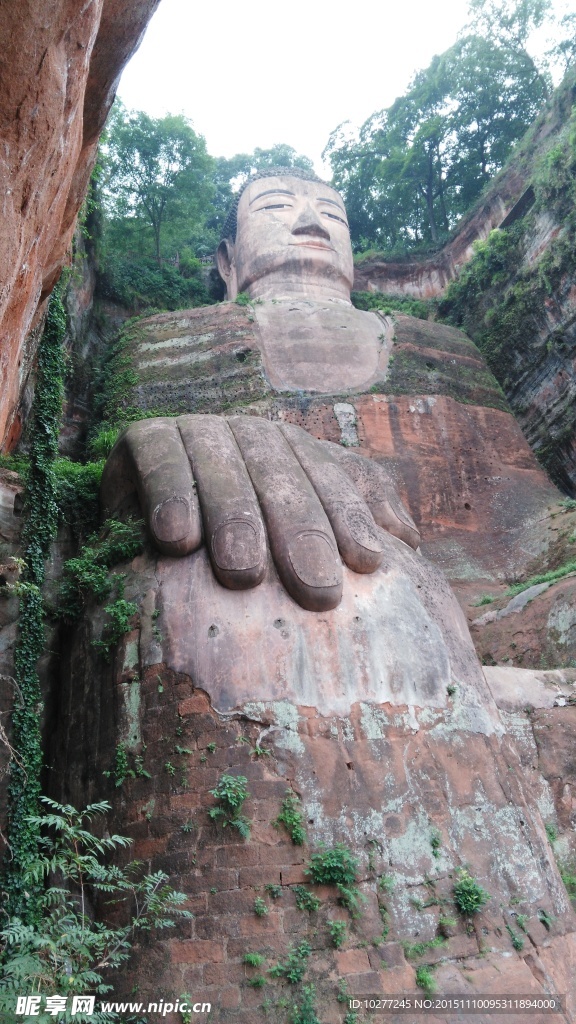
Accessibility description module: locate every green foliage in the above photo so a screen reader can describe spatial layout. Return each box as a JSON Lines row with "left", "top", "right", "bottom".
{"left": 327, "top": 919, "right": 347, "bottom": 948}
{"left": 268, "top": 941, "right": 311, "bottom": 984}
{"left": 208, "top": 774, "right": 250, "bottom": 838}
{"left": 99, "top": 250, "right": 211, "bottom": 312}
{"left": 88, "top": 426, "right": 122, "bottom": 460}
{"left": 559, "top": 861, "right": 576, "bottom": 906}
{"left": 506, "top": 922, "right": 525, "bottom": 950}
{"left": 274, "top": 792, "right": 307, "bottom": 845}
{"left": 415, "top": 965, "right": 437, "bottom": 994}
{"left": 453, "top": 870, "right": 491, "bottom": 915}
{"left": 324, "top": 29, "right": 550, "bottom": 252}
{"left": 545, "top": 822, "right": 558, "bottom": 843}
{"left": 378, "top": 874, "right": 395, "bottom": 893}
{"left": 235, "top": 292, "right": 252, "bottom": 306}
{"left": 253, "top": 897, "right": 268, "bottom": 917}
{"left": 475, "top": 594, "right": 495, "bottom": 606}
{"left": 247, "top": 975, "right": 267, "bottom": 988}
{"left": 57, "top": 518, "right": 143, "bottom": 621}
{"left": 4, "top": 289, "right": 66, "bottom": 921}
{"left": 336, "top": 883, "right": 367, "bottom": 919}
{"left": 292, "top": 886, "right": 321, "bottom": 913}
{"left": 351, "top": 292, "right": 431, "bottom": 320}
{"left": 402, "top": 936, "right": 446, "bottom": 959}
{"left": 430, "top": 830, "right": 442, "bottom": 858}
{"left": 0, "top": 798, "right": 191, "bottom": 1021}
{"left": 265, "top": 883, "right": 282, "bottom": 899}
{"left": 344, "top": 1014, "right": 359, "bottom": 1024}
{"left": 92, "top": 595, "right": 139, "bottom": 659}
{"left": 505, "top": 560, "right": 576, "bottom": 598}
{"left": 113, "top": 744, "right": 130, "bottom": 786}
{"left": 538, "top": 908, "right": 554, "bottom": 930}
{"left": 289, "top": 985, "right": 320, "bottom": 1024}
{"left": 53, "top": 458, "right": 104, "bottom": 539}
{"left": 305, "top": 843, "right": 359, "bottom": 886}
{"left": 243, "top": 952, "right": 265, "bottom": 967}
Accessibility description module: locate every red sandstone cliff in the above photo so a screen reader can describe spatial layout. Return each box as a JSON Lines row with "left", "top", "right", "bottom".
{"left": 0, "top": 0, "right": 161, "bottom": 450}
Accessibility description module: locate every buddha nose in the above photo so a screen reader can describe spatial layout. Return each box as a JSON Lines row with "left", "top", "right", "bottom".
{"left": 291, "top": 202, "right": 330, "bottom": 240}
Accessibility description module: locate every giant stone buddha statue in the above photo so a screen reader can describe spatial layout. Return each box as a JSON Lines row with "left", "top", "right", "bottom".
{"left": 101, "top": 168, "right": 496, "bottom": 719}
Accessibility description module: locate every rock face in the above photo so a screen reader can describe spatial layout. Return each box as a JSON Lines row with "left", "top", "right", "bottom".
{"left": 0, "top": 0, "right": 161, "bottom": 450}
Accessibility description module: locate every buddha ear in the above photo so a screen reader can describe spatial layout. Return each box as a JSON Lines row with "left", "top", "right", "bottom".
{"left": 217, "top": 239, "right": 238, "bottom": 300}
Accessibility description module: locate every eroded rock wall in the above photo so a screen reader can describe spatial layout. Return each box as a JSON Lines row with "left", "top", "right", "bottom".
{"left": 0, "top": 0, "right": 161, "bottom": 450}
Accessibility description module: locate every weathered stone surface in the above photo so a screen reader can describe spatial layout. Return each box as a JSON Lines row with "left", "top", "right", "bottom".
{"left": 0, "top": 0, "right": 161, "bottom": 449}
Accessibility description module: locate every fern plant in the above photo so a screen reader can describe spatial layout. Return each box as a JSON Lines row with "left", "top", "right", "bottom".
{"left": 208, "top": 774, "right": 250, "bottom": 838}
{"left": 0, "top": 798, "right": 191, "bottom": 1022}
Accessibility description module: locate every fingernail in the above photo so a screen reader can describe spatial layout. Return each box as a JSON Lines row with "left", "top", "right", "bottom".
{"left": 152, "top": 496, "right": 192, "bottom": 543}
{"left": 212, "top": 519, "right": 262, "bottom": 570}
{"left": 345, "top": 506, "right": 383, "bottom": 552}
{"left": 288, "top": 531, "right": 341, "bottom": 588}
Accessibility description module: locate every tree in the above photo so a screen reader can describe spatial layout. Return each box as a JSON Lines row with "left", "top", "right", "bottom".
{"left": 323, "top": 23, "right": 551, "bottom": 252}
{"left": 103, "top": 104, "right": 215, "bottom": 262}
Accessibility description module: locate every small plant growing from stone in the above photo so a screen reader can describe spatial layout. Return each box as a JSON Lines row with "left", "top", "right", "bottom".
{"left": 515, "top": 913, "right": 528, "bottom": 931}
{"left": 206, "top": 742, "right": 216, "bottom": 753}
{"left": 290, "top": 983, "right": 320, "bottom": 1024}
{"left": 244, "top": 952, "right": 266, "bottom": 967}
{"left": 268, "top": 941, "right": 311, "bottom": 983}
{"left": 453, "top": 870, "right": 490, "bottom": 915}
{"left": 538, "top": 908, "right": 554, "bottom": 930}
{"left": 415, "top": 965, "right": 437, "bottom": 994}
{"left": 306, "top": 843, "right": 365, "bottom": 918}
{"left": 344, "top": 1014, "right": 359, "bottom": 1024}
{"left": 378, "top": 874, "right": 395, "bottom": 893}
{"left": 506, "top": 922, "right": 525, "bottom": 950}
{"left": 208, "top": 773, "right": 250, "bottom": 838}
{"left": 265, "top": 883, "right": 282, "bottom": 899}
{"left": 247, "top": 975, "right": 267, "bottom": 988}
{"left": 293, "top": 886, "right": 321, "bottom": 913}
{"left": 328, "top": 919, "right": 347, "bottom": 948}
{"left": 273, "top": 791, "right": 306, "bottom": 845}
{"left": 306, "top": 843, "right": 359, "bottom": 886}
{"left": 254, "top": 897, "right": 268, "bottom": 917}
{"left": 430, "top": 829, "right": 442, "bottom": 858}
{"left": 545, "top": 822, "right": 558, "bottom": 843}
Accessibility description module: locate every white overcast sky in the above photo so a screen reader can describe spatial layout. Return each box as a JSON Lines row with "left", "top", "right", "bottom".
{"left": 117, "top": 0, "right": 567, "bottom": 175}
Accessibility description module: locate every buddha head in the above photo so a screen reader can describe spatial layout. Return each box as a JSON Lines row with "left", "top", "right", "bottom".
{"left": 217, "top": 167, "right": 354, "bottom": 303}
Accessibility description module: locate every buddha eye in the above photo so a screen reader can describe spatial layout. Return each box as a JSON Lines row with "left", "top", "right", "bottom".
{"left": 322, "top": 211, "right": 349, "bottom": 227}
{"left": 260, "top": 203, "right": 292, "bottom": 211}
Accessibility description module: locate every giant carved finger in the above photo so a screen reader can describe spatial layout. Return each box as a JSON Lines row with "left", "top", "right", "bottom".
{"left": 321, "top": 443, "right": 421, "bottom": 550}
{"left": 177, "top": 415, "right": 267, "bottom": 590}
{"left": 101, "top": 418, "right": 202, "bottom": 557}
{"left": 279, "top": 423, "right": 384, "bottom": 574}
{"left": 228, "top": 416, "right": 343, "bottom": 612}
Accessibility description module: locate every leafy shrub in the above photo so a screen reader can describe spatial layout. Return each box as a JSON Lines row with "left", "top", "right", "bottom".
{"left": 269, "top": 941, "right": 311, "bottom": 983}
{"left": 273, "top": 792, "right": 306, "bottom": 845}
{"left": 253, "top": 897, "right": 268, "bottom": 917}
{"left": 351, "top": 291, "right": 431, "bottom": 320}
{"left": 289, "top": 984, "right": 320, "bottom": 1024}
{"left": 57, "top": 518, "right": 143, "bottom": 621}
{"left": 54, "top": 458, "right": 104, "bottom": 539}
{"left": 453, "top": 870, "right": 490, "bottom": 915}
{"left": 243, "top": 952, "right": 265, "bottom": 967}
{"left": 208, "top": 774, "right": 250, "bottom": 838}
{"left": 0, "top": 798, "right": 190, "bottom": 1018}
{"left": 98, "top": 250, "right": 211, "bottom": 312}
{"left": 328, "top": 919, "right": 347, "bottom": 948}
{"left": 305, "top": 844, "right": 359, "bottom": 886}
{"left": 415, "top": 965, "right": 437, "bottom": 994}
{"left": 292, "top": 886, "right": 321, "bottom": 913}
{"left": 92, "top": 594, "right": 138, "bottom": 659}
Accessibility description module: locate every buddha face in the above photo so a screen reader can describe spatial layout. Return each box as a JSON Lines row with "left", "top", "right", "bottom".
{"left": 217, "top": 175, "right": 354, "bottom": 302}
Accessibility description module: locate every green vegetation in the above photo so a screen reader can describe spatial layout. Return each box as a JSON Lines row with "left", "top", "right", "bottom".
{"left": 506, "top": 922, "right": 525, "bottom": 950}
{"left": 57, "top": 518, "right": 143, "bottom": 621}
{"left": 292, "top": 886, "right": 321, "bottom": 913}
{"left": 545, "top": 822, "right": 558, "bottom": 843}
{"left": 208, "top": 774, "right": 250, "bottom": 837}
{"left": 268, "top": 941, "right": 311, "bottom": 984}
{"left": 453, "top": 870, "right": 491, "bottom": 915}
{"left": 3, "top": 290, "right": 66, "bottom": 921}
{"left": 273, "top": 792, "right": 307, "bottom": 845}
{"left": 351, "top": 292, "right": 431, "bottom": 319}
{"left": 327, "top": 919, "right": 347, "bottom": 948}
{"left": 430, "top": 830, "right": 442, "bottom": 859}
{"left": 402, "top": 936, "right": 446, "bottom": 959}
{"left": 244, "top": 952, "right": 266, "bottom": 967}
{"left": 505, "top": 560, "right": 576, "bottom": 598}
{"left": 253, "top": 897, "right": 268, "bottom": 917}
{"left": 289, "top": 985, "right": 320, "bottom": 1024}
{"left": 415, "top": 965, "right": 437, "bottom": 994}
{"left": 265, "top": 883, "right": 282, "bottom": 899}
{"left": 305, "top": 844, "right": 359, "bottom": 886}
{"left": 474, "top": 594, "right": 495, "bottom": 606}
{"left": 92, "top": 593, "right": 139, "bottom": 659}
{"left": 0, "top": 798, "right": 190, "bottom": 1018}
{"left": 559, "top": 861, "right": 576, "bottom": 906}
